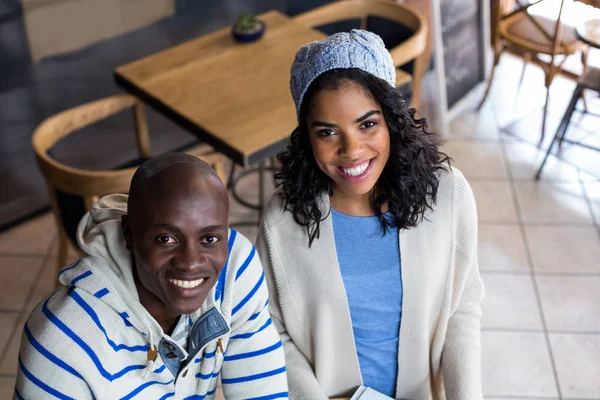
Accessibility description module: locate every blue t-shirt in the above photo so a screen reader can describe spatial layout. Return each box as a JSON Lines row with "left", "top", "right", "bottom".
{"left": 331, "top": 209, "right": 402, "bottom": 397}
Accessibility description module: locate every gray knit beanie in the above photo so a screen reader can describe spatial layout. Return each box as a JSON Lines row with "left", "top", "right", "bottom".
{"left": 290, "top": 29, "right": 396, "bottom": 119}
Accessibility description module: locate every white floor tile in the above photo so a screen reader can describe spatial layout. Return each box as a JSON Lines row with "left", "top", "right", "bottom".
{"left": 550, "top": 333, "right": 600, "bottom": 398}
{"left": 471, "top": 181, "right": 519, "bottom": 222}
{"left": 481, "top": 274, "right": 543, "bottom": 330}
{"left": 536, "top": 276, "right": 600, "bottom": 332}
{"left": 525, "top": 226, "right": 600, "bottom": 273}
{"left": 481, "top": 331, "right": 558, "bottom": 397}
{"left": 513, "top": 182, "right": 594, "bottom": 225}
{"left": 443, "top": 141, "right": 507, "bottom": 180}
{"left": 478, "top": 224, "right": 530, "bottom": 272}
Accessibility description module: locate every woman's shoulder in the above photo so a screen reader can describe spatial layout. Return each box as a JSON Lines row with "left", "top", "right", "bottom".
{"left": 436, "top": 165, "right": 472, "bottom": 201}
{"left": 429, "top": 165, "right": 475, "bottom": 220}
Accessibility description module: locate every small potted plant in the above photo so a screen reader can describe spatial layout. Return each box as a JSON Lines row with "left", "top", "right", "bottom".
{"left": 232, "top": 14, "right": 266, "bottom": 43}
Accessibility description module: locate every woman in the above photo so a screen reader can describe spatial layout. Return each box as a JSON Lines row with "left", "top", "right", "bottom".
{"left": 256, "top": 30, "right": 483, "bottom": 399}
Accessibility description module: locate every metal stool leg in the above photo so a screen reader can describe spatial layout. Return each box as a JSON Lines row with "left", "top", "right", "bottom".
{"left": 558, "top": 85, "right": 584, "bottom": 147}
{"left": 227, "top": 163, "right": 236, "bottom": 189}
{"left": 535, "top": 85, "right": 583, "bottom": 180}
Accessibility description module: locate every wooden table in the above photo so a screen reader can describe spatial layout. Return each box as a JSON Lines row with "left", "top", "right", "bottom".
{"left": 576, "top": 18, "right": 600, "bottom": 48}
{"left": 575, "top": 0, "right": 600, "bottom": 8}
{"left": 115, "top": 10, "right": 326, "bottom": 167}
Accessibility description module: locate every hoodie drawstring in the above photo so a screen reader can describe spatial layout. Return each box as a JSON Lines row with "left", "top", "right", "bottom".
{"left": 144, "top": 328, "right": 158, "bottom": 378}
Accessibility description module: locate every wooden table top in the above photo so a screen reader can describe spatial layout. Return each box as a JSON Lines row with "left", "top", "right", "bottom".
{"left": 575, "top": 0, "right": 600, "bottom": 8}
{"left": 576, "top": 19, "right": 600, "bottom": 49}
{"left": 115, "top": 10, "right": 326, "bottom": 166}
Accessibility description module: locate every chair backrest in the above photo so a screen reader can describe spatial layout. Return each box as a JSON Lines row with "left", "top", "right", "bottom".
{"left": 293, "top": 0, "right": 427, "bottom": 72}
{"left": 32, "top": 94, "right": 225, "bottom": 244}
{"left": 495, "top": 0, "right": 569, "bottom": 57}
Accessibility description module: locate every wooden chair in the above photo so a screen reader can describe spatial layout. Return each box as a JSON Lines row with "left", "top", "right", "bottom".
{"left": 32, "top": 94, "right": 225, "bottom": 282}
{"left": 478, "top": 0, "right": 588, "bottom": 141}
{"left": 292, "top": 0, "right": 428, "bottom": 110}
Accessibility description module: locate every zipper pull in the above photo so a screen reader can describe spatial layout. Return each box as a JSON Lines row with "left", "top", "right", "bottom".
{"left": 217, "top": 338, "right": 224, "bottom": 354}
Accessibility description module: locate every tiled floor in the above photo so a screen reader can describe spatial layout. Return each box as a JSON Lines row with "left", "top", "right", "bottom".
{"left": 1, "top": 53, "right": 599, "bottom": 398}
{"left": 443, "top": 51, "right": 600, "bottom": 399}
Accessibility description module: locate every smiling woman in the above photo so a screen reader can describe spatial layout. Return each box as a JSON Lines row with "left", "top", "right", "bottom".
{"left": 256, "top": 30, "right": 484, "bottom": 399}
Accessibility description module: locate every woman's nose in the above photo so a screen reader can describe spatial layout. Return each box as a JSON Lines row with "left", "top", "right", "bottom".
{"left": 339, "top": 132, "right": 362, "bottom": 157}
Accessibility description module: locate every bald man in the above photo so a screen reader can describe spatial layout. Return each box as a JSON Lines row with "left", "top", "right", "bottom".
{"left": 16, "top": 153, "right": 288, "bottom": 399}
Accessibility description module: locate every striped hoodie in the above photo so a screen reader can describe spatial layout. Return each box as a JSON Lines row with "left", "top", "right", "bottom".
{"left": 15, "top": 194, "right": 288, "bottom": 399}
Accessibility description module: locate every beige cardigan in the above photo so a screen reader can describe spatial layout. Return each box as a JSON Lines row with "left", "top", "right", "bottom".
{"left": 255, "top": 167, "right": 484, "bottom": 400}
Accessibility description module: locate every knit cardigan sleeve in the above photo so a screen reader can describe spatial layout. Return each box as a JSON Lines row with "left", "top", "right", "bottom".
{"left": 441, "top": 170, "right": 484, "bottom": 399}
{"left": 256, "top": 215, "right": 329, "bottom": 400}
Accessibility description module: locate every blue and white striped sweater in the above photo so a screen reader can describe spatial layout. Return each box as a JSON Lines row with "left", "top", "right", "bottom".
{"left": 16, "top": 195, "right": 287, "bottom": 399}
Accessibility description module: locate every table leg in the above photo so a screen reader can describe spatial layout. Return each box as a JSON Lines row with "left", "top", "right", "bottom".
{"left": 229, "top": 161, "right": 278, "bottom": 221}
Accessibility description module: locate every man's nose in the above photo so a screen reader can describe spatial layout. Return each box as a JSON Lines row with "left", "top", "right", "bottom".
{"left": 174, "top": 241, "right": 206, "bottom": 271}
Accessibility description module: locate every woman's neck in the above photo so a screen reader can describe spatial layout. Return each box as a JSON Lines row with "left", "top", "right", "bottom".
{"left": 329, "top": 189, "right": 375, "bottom": 216}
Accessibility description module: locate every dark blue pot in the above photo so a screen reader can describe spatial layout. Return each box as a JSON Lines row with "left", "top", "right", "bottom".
{"left": 232, "top": 21, "right": 266, "bottom": 43}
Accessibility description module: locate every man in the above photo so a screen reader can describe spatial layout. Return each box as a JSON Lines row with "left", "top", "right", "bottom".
{"left": 16, "top": 153, "right": 288, "bottom": 399}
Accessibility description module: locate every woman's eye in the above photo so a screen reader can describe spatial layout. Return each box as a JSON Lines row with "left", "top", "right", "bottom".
{"left": 361, "top": 120, "right": 377, "bottom": 129}
{"left": 316, "top": 129, "right": 336, "bottom": 138}
{"left": 155, "top": 235, "right": 176, "bottom": 244}
{"left": 202, "top": 236, "right": 220, "bottom": 245}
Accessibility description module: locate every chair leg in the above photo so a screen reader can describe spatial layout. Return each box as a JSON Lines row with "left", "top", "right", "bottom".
{"left": 535, "top": 85, "right": 582, "bottom": 180}
{"left": 227, "top": 163, "right": 236, "bottom": 189}
{"left": 133, "top": 102, "right": 151, "bottom": 159}
{"left": 56, "top": 231, "right": 69, "bottom": 287}
{"left": 540, "top": 86, "right": 551, "bottom": 144}
{"left": 410, "top": 52, "right": 427, "bottom": 111}
{"left": 580, "top": 48, "right": 589, "bottom": 113}
{"left": 477, "top": 44, "right": 503, "bottom": 110}
{"left": 559, "top": 85, "right": 584, "bottom": 146}
{"left": 517, "top": 52, "right": 531, "bottom": 93}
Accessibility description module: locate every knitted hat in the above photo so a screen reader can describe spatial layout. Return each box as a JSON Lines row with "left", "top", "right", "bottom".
{"left": 290, "top": 29, "right": 396, "bottom": 119}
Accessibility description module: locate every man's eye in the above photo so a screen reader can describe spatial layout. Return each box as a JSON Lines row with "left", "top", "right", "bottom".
{"left": 202, "top": 236, "right": 220, "bottom": 245}
{"left": 361, "top": 120, "right": 377, "bottom": 129}
{"left": 155, "top": 235, "right": 176, "bottom": 244}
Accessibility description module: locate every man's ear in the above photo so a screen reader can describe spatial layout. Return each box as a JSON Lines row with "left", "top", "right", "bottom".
{"left": 121, "top": 214, "right": 133, "bottom": 251}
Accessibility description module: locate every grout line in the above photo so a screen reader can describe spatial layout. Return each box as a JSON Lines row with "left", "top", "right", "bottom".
{"left": 0, "top": 308, "right": 20, "bottom": 314}
{"left": 0, "top": 252, "right": 48, "bottom": 259}
{"left": 480, "top": 220, "right": 593, "bottom": 227}
{"left": 479, "top": 220, "right": 596, "bottom": 227}
{"left": 481, "top": 270, "right": 600, "bottom": 277}
{"left": 482, "top": 327, "right": 600, "bottom": 335}
{"left": 497, "top": 136, "right": 564, "bottom": 399}
{"left": 0, "top": 373, "right": 16, "bottom": 378}
{"left": 486, "top": 396, "right": 600, "bottom": 400}
{"left": 578, "top": 173, "right": 600, "bottom": 243}
{"left": 0, "top": 239, "right": 56, "bottom": 371}
{"left": 500, "top": 130, "right": 600, "bottom": 181}
{"left": 460, "top": 176, "right": 512, "bottom": 182}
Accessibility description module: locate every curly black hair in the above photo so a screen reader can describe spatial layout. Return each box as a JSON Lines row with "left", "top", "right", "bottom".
{"left": 276, "top": 68, "right": 450, "bottom": 246}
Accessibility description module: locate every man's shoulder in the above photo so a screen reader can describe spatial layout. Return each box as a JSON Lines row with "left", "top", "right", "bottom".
{"left": 24, "top": 286, "right": 120, "bottom": 344}
{"left": 22, "top": 287, "right": 90, "bottom": 353}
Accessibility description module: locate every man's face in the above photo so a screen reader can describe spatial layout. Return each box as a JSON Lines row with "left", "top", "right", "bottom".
{"left": 123, "top": 168, "right": 229, "bottom": 322}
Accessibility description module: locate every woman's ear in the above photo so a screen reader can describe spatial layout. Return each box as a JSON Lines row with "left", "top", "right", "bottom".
{"left": 121, "top": 214, "right": 133, "bottom": 251}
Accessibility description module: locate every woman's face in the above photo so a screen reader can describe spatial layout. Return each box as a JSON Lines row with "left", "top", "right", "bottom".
{"left": 306, "top": 81, "right": 390, "bottom": 200}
